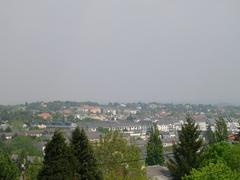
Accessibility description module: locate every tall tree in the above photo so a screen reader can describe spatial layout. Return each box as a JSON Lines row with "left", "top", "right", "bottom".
{"left": 71, "top": 127, "right": 102, "bottom": 180}
{"left": 167, "top": 114, "right": 203, "bottom": 179}
{"left": 0, "top": 153, "right": 20, "bottom": 180}
{"left": 38, "top": 130, "right": 76, "bottom": 180}
{"left": 95, "top": 131, "right": 146, "bottom": 180}
{"left": 205, "top": 123, "right": 215, "bottom": 144}
{"left": 214, "top": 116, "right": 228, "bottom": 142}
{"left": 146, "top": 124, "right": 164, "bottom": 165}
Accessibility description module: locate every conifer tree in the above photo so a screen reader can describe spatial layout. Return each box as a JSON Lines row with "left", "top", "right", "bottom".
{"left": 71, "top": 127, "right": 102, "bottom": 180}
{"left": 38, "top": 130, "right": 76, "bottom": 180}
{"left": 167, "top": 114, "right": 203, "bottom": 179}
{"left": 146, "top": 124, "right": 164, "bottom": 165}
{"left": 215, "top": 116, "right": 228, "bottom": 142}
{"left": 205, "top": 123, "right": 215, "bottom": 144}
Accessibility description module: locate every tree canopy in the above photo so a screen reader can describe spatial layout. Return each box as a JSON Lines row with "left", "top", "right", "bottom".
{"left": 167, "top": 114, "right": 203, "bottom": 179}
{"left": 95, "top": 131, "right": 146, "bottom": 180}
{"left": 183, "top": 162, "right": 239, "bottom": 180}
{"left": 71, "top": 127, "right": 102, "bottom": 180}
{"left": 38, "top": 130, "right": 75, "bottom": 180}
{"left": 0, "top": 153, "right": 20, "bottom": 180}
{"left": 214, "top": 116, "right": 228, "bottom": 142}
{"left": 146, "top": 124, "right": 164, "bottom": 165}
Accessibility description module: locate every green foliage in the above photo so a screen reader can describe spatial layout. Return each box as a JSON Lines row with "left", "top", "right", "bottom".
{"left": 95, "top": 131, "right": 147, "bottom": 180}
{"left": 9, "top": 120, "right": 25, "bottom": 130}
{"left": 205, "top": 124, "right": 215, "bottom": 144}
{"left": 38, "top": 130, "right": 75, "bottom": 180}
{"left": 66, "top": 114, "right": 75, "bottom": 121}
{"left": 97, "top": 126, "right": 109, "bottom": 134}
{"left": 71, "top": 127, "right": 102, "bottom": 179}
{"left": 189, "top": 142, "right": 240, "bottom": 180}
{"left": 146, "top": 124, "right": 164, "bottom": 165}
{"left": 26, "top": 158, "right": 42, "bottom": 180}
{"left": 167, "top": 114, "right": 203, "bottom": 179}
{"left": 82, "top": 117, "right": 95, "bottom": 122}
{"left": 214, "top": 116, "right": 228, "bottom": 142}
{"left": 201, "top": 142, "right": 240, "bottom": 171}
{"left": 183, "top": 162, "right": 239, "bottom": 180}
{"left": 6, "top": 136, "right": 42, "bottom": 156}
{"left": 0, "top": 108, "right": 32, "bottom": 122}
{"left": 0, "top": 153, "right": 20, "bottom": 180}
{"left": 52, "top": 112, "right": 64, "bottom": 121}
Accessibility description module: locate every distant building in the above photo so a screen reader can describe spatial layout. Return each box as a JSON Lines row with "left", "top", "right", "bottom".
{"left": 79, "top": 105, "right": 102, "bottom": 114}
{"left": 196, "top": 121, "right": 207, "bottom": 131}
{"left": 38, "top": 112, "right": 52, "bottom": 120}
{"left": 157, "top": 124, "right": 169, "bottom": 132}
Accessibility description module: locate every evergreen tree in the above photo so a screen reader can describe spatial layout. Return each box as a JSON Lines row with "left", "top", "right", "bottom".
{"left": 71, "top": 127, "right": 102, "bottom": 180}
{"left": 38, "top": 130, "right": 76, "bottom": 180}
{"left": 205, "top": 123, "right": 215, "bottom": 144}
{"left": 214, "top": 116, "right": 228, "bottom": 142}
{"left": 167, "top": 114, "right": 203, "bottom": 179}
{"left": 146, "top": 124, "right": 164, "bottom": 165}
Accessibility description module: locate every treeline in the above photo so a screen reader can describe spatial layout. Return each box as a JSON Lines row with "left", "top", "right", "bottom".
{"left": 144, "top": 113, "right": 240, "bottom": 179}
{"left": 1, "top": 113, "right": 240, "bottom": 179}
{"left": 38, "top": 128, "right": 146, "bottom": 179}
{"left": 0, "top": 128, "right": 146, "bottom": 180}
{"left": 166, "top": 114, "right": 240, "bottom": 179}
{"left": 0, "top": 109, "right": 32, "bottom": 121}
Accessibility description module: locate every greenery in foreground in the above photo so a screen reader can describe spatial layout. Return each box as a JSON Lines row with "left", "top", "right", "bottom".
{"left": 38, "top": 130, "right": 76, "bottom": 179}
{"left": 166, "top": 114, "right": 239, "bottom": 180}
{"left": 38, "top": 129, "right": 146, "bottom": 180}
{"left": 182, "top": 115, "right": 240, "bottom": 180}
{"left": 146, "top": 124, "right": 164, "bottom": 166}
{"left": 71, "top": 127, "right": 102, "bottom": 179}
{"left": 1, "top": 113, "right": 240, "bottom": 180}
{"left": 0, "top": 152, "right": 20, "bottom": 180}
{"left": 183, "top": 142, "right": 240, "bottom": 179}
{"left": 95, "top": 131, "right": 146, "bottom": 180}
{"left": 167, "top": 114, "right": 203, "bottom": 179}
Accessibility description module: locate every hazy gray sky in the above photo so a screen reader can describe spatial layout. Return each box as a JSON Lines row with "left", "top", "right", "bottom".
{"left": 1, "top": 1, "right": 240, "bottom": 104}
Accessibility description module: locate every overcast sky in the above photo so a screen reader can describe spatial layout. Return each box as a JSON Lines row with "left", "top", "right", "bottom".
{"left": 0, "top": 1, "right": 240, "bottom": 105}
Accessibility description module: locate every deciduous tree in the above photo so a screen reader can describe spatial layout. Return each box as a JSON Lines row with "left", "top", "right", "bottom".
{"left": 183, "top": 162, "right": 239, "bottom": 180}
{"left": 95, "top": 131, "right": 146, "bottom": 180}
{"left": 0, "top": 153, "right": 19, "bottom": 180}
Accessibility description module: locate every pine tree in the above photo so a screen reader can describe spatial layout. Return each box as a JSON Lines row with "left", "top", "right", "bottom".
{"left": 38, "top": 130, "right": 76, "bottom": 180}
{"left": 71, "top": 127, "right": 102, "bottom": 180}
{"left": 215, "top": 116, "right": 228, "bottom": 142}
{"left": 167, "top": 114, "right": 203, "bottom": 179}
{"left": 146, "top": 124, "right": 164, "bottom": 165}
{"left": 205, "top": 123, "right": 215, "bottom": 144}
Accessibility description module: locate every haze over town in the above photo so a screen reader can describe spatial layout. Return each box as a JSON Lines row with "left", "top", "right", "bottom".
{"left": 1, "top": 1, "right": 240, "bottom": 105}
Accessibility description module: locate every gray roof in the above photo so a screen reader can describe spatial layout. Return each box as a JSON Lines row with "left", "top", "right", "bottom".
{"left": 146, "top": 166, "right": 172, "bottom": 180}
